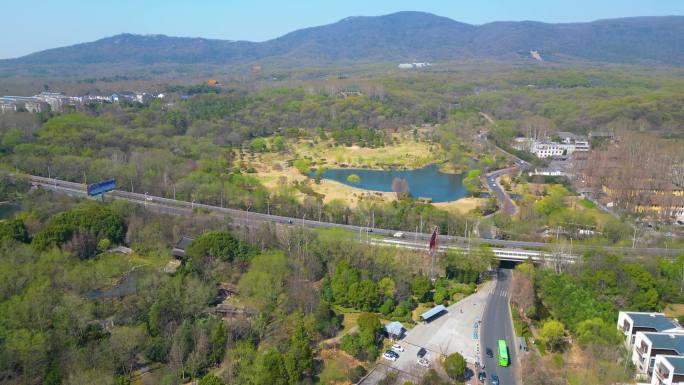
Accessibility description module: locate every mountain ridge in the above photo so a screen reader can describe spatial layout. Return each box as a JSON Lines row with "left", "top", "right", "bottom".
{"left": 3, "top": 11, "right": 684, "bottom": 67}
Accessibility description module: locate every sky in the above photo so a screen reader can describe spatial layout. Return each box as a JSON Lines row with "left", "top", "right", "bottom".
{"left": 1, "top": 0, "right": 683, "bottom": 59}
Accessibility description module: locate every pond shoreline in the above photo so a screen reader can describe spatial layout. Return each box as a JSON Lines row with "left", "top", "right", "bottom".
{"left": 315, "top": 160, "right": 467, "bottom": 174}
{"left": 311, "top": 163, "right": 470, "bottom": 203}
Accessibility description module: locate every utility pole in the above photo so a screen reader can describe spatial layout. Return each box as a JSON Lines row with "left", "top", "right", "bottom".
{"left": 220, "top": 191, "right": 223, "bottom": 208}
{"left": 267, "top": 199, "right": 270, "bottom": 215}
{"left": 47, "top": 165, "right": 51, "bottom": 180}
{"left": 173, "top": 185, "right": 176, "bottom": 200}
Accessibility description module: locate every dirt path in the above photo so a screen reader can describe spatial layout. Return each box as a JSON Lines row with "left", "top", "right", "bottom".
{"left": 321, "top": 325, "right": 359, "bottom": 346}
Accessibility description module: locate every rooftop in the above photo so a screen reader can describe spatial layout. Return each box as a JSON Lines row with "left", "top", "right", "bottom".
{"left": 384, "top": 321, "right": 404, "bottom": 336}
{"left": 558, "top": 131, "right": 583, "bottom": 139}
{"left": 661, "top": 355, "right": 684, "bottom": 375}
{"left": 625, "top": 312, "right": 677, "bottom": 331}
{"left": 643, "top": 332, "right": 684, "bottom": 354}
{"left": 420, "top": 304, "right": 447, "bottom": 321}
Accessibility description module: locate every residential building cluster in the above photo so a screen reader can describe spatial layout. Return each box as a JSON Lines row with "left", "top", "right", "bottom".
{"left": 398, "top": 62, "right": 431, "bottom": 69}
{"left": 0, "top": 90, "right": 163, "bottom": 114}
{"left": 515, "top": 132, "right": 590, "bottom": 159}
{"left": 618, "top": 311, "right": 684, "bottom": 385}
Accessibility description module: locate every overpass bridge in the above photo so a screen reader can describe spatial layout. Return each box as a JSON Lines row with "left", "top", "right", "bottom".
{"left": 372, "top": 238, "right": 575, "bottom": 263}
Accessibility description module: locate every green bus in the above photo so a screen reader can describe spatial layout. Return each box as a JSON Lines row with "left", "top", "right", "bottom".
{"left": 498, "top": 339, "right": 509, "bottom": 367}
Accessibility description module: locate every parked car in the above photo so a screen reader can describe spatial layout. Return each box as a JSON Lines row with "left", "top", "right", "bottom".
{"left": 478, "top": 371, "right": 486, "bottom": 382}
{"left": 391, "top": 344, "right": 404, "bottom": 352}
{"left": 491, "top": 374, "right": 499, "bottom": 385}
{"left": 486, "top": 348, "right": 493, "bottom": 358}
{"left": 417, "top": 347, "right": 427, "bottom": 358}
{"left": 417, "top": 357, "right": 430, "bottom": 367}
{"left": 383, "top": 350, "right": 399, "bottom": 362}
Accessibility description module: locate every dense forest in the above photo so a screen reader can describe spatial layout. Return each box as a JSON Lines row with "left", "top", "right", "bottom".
{"left": 2, "top": 170, "right": 683, "bottom": 385}
{"left": 1, "top": 180, "right": 497, "bottom": 384}
{"left": 510, "top": 247, "right": 684, "bottom": 385}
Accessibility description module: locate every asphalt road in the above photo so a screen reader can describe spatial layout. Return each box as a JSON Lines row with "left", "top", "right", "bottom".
{"left": 485, "top": 170, "right": 517, "bottom": 216}
{"left": 27, "top": 175, "right": 682, "bottom": 257}
{"left": 480, "top": 269, "right": 517, "bottom": 385}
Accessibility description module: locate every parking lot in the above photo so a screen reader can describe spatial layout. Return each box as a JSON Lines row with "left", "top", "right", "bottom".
{"left": 383, "top": 281, "right": 494, "bottom": 379}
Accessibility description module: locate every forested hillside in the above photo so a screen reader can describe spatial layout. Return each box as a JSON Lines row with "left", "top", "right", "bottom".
{"left": 3, "top": 12, "right": 683, "bottom": 68}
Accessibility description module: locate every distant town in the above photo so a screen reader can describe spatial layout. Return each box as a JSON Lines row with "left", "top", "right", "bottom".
{"left": 0, "top": 90, "right": 164, "bottom": 114}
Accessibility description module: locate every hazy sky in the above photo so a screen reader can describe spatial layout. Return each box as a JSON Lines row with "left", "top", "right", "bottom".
{"left": 1, "top": 0, "right": 683, "bottom": 59}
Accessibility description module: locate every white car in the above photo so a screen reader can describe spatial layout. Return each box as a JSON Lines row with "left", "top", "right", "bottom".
{"left": 391, "top": 344, "right": 405, "bottom": 352}
{"left": 383, "top": 350, "right": 398, "bottom": 361}
{"left": 393, "top": 232, "right": 404, "bottom": 238}
{"left": 417, "top": 357, "right": 430, "bottom": 367}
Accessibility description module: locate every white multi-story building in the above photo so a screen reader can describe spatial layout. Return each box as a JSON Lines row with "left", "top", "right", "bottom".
{"left": 530, "top": 139, "right": 590, "bottom": 158}
{"left": 398, "top": 62, "right": 431, "bottom": 69}
{"left": 652, "top": 355, "right": 684, "bottom": 385}
{"left": 618, "top": 311, "right": 681, "bottom": 347}
{"left": 632, "top": 332, "right": 684, "bottom": 375}
{"left": 531, "top": 141, "right": 565, "bottom": 158}
{"left": 524, "top": 132, "right": 591, "bottom": 158}
{"left": 36, "top": 91, "right": 70, "bottom": 112}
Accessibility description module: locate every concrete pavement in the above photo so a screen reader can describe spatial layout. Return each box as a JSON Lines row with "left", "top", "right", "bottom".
{"left": 385, "top": 281, "right": 495, "bottom": 380}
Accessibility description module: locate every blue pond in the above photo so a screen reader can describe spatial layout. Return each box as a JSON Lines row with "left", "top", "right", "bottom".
{"left": 312, "top": 164, "right": 468, "bottom": 203}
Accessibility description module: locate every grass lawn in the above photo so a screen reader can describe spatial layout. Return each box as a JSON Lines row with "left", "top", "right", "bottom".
{"left": 317, "top": 358, "right": 351, "bottom": 385}
{"left": 577, "top": 198, "right": 596, "bottom": 209}
{"left": 663, "top": 303, "right": 684, "bottom": 319}
{"left": 412, "top": 303, "right": 433, "bottom": 323}
{"left": 317, "top": 349, "right": 361, "bottom": 385}
{"left": 434, "top": 197, "right": 486, "bottom": 214}
{"left": 315, "top": 227, "right": 357, "bottom": 240}
{"left": 340, "top": 313, "right": 361, "bottom": 335}
{"left": 291, "top": 135, "right": 444, "bottom": 170}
